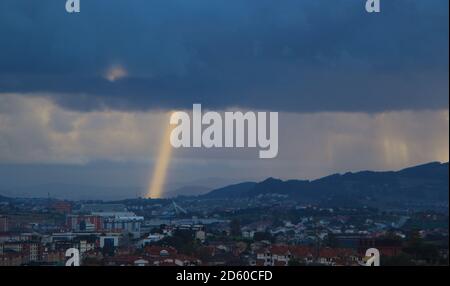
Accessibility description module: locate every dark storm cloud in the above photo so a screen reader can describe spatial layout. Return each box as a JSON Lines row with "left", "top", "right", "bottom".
{"left": 0, "top": 0, "right": 448, "bottom": 112}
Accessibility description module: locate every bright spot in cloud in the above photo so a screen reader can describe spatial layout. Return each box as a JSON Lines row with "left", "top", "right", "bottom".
{"left": 104, "top": 65, "right": 128, "bottom": 82}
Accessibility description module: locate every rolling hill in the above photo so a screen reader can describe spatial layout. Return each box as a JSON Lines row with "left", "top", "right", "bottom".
{"left": 201, "top": 162, "right": 449, "bottom": 209}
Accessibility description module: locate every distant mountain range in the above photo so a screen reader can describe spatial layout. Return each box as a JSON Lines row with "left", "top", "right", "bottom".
{"left": 1, "top": 162, "right": 448, "bottom": 211}
{"left": 200, "top": 162, "right": 449, "bottom": 209}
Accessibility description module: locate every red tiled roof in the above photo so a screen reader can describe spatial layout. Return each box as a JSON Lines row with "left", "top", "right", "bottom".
{"left": 144, "top": 245, "right": 177, "bottom": 257}
{"left": 318, "top": 247, "right": 355, "bottom": 258}
{"left": 106, "top": 255, "right": 140, "bottom": 265}
{"left": 158, "top": 261, "right": 178, "bottom": 266}
{"left": 0, "top": 252, "right": 25, "bottom": 258}
{"left": 269, "top": 245, "right": 291, "bottom": 256}
{"left": 256, "top": 244, "right": 356, "bottom": 260}
{"left": 289, "top": 246, "right": 313, "bottom": 258}
{"left": 255, "top": 259, "right": 265, "bottom": 266}
{"left": 274, "top": 260, "right": 287, "bottom": 266}
{"left": 173, "top": 254, "right": 199, "bottom": 262}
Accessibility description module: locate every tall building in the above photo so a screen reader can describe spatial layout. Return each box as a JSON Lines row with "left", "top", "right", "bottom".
{"left": 52, "top": 201, "right": 72, "bottom": 214}
{"left": 66, "top": 215, "right": 103, "bottom": 232}
{"left": 0, "top": 215, "right": 8, "bottom": 232}
{"left": 74, "top": 204, "right": 144, "bottom": 237}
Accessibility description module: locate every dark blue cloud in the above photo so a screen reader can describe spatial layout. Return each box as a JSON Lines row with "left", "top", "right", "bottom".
{"left": 0, "top": 0, "right": 448, "bottom": 112}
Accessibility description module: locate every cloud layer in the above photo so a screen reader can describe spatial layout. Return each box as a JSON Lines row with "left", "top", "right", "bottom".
{"left": 1, "top": 93, "right": 447, "bottom": 175}
{"left": 0, "top": 0, "right": 448, "bottom": 112}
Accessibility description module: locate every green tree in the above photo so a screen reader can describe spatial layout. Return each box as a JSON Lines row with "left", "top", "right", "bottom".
{"left": 159, "top": 229, "right": 197, "bottom": 255}
{"left": 253, "top": 231, "right": 272, "bottom": 242}
{"left": 230, "top": 219, "right": 241, "bottom": 237}
{"left": 382, "top": 254, "right": 415, "bottom": 266}
{"left": 325, "top": 232, "right": 338, "bottom": 248}
{"left": 288, "top": 259, "right": 306, "bottom": 266}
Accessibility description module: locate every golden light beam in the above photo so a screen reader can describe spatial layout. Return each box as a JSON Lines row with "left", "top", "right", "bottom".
{"left": 147, "top": 113, "right": 174, "bottom": 199}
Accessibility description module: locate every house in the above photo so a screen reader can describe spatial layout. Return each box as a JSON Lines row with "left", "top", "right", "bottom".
{"left": 134, "top": 258, "right": 149, "bottom": 266}
{"left": 255, "top": 244, "right": 357, "bottom": 266}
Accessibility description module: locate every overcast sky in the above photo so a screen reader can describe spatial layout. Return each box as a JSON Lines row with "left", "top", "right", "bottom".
{"left": 0, "top": 0, "right": 448, "bottom": 199}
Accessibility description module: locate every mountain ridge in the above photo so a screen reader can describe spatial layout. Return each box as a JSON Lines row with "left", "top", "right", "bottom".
{"left": 1, "top": 162, "right": 448, "bottom": 209}
{"left": 200, "top": 162, "right": 449, "bottom": 208}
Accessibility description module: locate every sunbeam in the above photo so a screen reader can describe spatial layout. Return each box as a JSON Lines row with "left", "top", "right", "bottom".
{"left": 147, "top": 113, "right": 174, "bottom": 199}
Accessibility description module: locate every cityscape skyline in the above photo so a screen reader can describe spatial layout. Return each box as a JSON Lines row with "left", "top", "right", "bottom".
{"left": 0, "top": 0, "right": 448, "bottom": 268}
